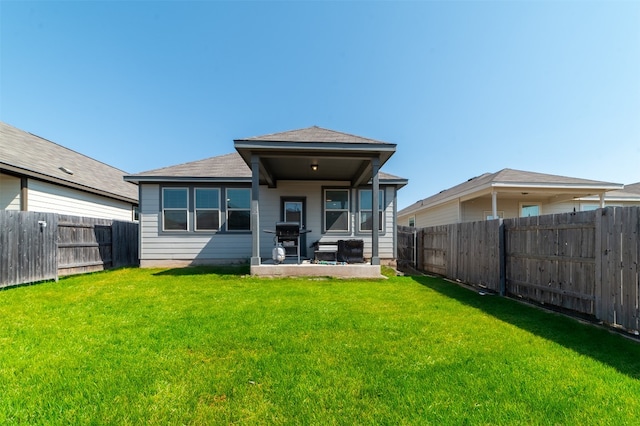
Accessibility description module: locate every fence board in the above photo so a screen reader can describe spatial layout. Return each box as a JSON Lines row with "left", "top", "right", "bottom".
{"left": 1, "top": 211, "right": 58, "bottom": 288}
{"left": 1, "top": 212, "right": 138, "bottom": 288}
{"left": 397, "top": 206, "right": 640, "bottom": 335}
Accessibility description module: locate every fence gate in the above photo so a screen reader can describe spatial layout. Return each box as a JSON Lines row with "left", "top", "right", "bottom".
{"left": 396, "top": 226, "right": 416, "bottom": 269}
{"left": 1, "top": 211, "right": 58, "bottom": 288}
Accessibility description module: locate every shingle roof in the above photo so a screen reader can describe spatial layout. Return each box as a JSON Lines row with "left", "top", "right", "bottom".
{"left": 490, "top": 169, "right": 618, "bottom": 186}
{"left": 237, "top": 126, "right": 390, "bottom": 145}
{"left": 0, "top": 122, "right": 138, "bottom": 203}
{"left": 125, "top": 152, "right": 404, "bottom": 182}
{"left": 597, "top": 182, "right": 640, "bottom": 200}
{"left": 399, "top": 168, "right": 623, "bottom": 215}
{"left": 129, "top": 152, "right": 252, "bottom": 179}
{"left": 622, "top": 182, "right": 640, "bottom": 195}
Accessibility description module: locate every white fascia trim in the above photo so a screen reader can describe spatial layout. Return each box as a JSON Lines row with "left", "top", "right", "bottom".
{"left": 491, "top": 182, "right": 624, "bottom": 191}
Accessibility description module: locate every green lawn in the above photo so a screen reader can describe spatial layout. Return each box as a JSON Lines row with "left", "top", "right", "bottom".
{"left": 1, "top": 266, "right": 639, "bottom": 425}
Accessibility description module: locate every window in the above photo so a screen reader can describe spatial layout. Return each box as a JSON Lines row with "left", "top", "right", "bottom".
{"left": 484, "top": 211, "right": 504, "bottom": 220}
{"left": 408, "top": 216, "right": 415, "bottom": 227}
{"left": 163, "top": 188, "right": 188, "bottom": 231}
{"left": 520, "top": 203, "right": 540, "bottom": 217}
{"left": 580, "top": 204, "right": 599, "bottom": 212}
{"left": 324, "top": 189, "right": 349, "bottom": 232}
{"left": 359, "top": 189, "right": 384, "bottom": 231}
{"left": 195, "top": 188, "right": 220, "bottom": 231}
{"left": 226, "top": 188, "right": 251, "bottom": 230}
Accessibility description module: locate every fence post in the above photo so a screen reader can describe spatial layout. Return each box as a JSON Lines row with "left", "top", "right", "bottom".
{"left": 416, "top": 228, "right": 424, "bottom": 271}
{"left": 499, "top": 219, "right": 506, "bottom": 296}
{"left": 412, "top": 227, "right": 417, "bottom": 269}
{"left": 594, "top": 208, "right": 603, "bottom": 320}
{"left": 53, "top": 214, "right": 59, "bottom": 282}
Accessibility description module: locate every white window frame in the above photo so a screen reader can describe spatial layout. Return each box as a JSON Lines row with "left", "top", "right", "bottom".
{"left": 519, "top": 202, "right": 541, "bottom": 217}
{"left": 580, "top": 204, "right": 599, "bottom": 212}
{"left": 162, "top": 187, "right": 189, "bottom": 231}
{"left": 195, "top": 188, "right": 220, "bottom": 232}
{"left": 358, "top": 189, "right": 384, "bottom": 232}
{"left": 408, "top": 216, "right": 415, "bottom": 227}
{"left": 226, "top": 188, "right": 251, "bottom": 231}
{"left": 324, "top": 188, "right": 350, "bottom": 233}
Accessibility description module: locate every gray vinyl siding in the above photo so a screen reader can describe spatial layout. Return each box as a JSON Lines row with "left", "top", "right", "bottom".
{"left": 140, "top": 181, "right": 398, "bottom": 263}
{"left": 0, "top": 172, "right": 20, "bottom": 210}
{"left": 139, "top": 184, "right": 251, "bottom": 262}
{"left": 26, "top": 179, "right": 134, "bottom": 220}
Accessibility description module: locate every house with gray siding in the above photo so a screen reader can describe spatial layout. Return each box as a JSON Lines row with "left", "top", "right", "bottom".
{"left": 124, "top": 127, "right": 408, "bottom": 273}
{"left": 1, "top": 122, "right": 138, "bottom": 220}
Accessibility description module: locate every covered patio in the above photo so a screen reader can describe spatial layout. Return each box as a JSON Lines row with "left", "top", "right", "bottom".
{"left": 233, "top": 127, "right": 400, "bottom": 278}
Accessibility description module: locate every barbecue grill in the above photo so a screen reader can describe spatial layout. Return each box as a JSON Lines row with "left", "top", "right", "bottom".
{"left": 264, "top": 222, "right": 311, "bottom": 264}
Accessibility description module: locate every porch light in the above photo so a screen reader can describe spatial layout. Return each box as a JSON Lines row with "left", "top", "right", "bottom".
{"left": 310, "top": 163, "right": 318, "bottom": 171}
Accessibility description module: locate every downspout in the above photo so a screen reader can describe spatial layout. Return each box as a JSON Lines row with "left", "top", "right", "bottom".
{"left": 250, "top": 155, "right": 261, "bottom": 265}
{"left": 392, "top": 187, "right": 397, "bottom": 261}
{"left": 20, "top": 177, "right": 28, "bottom": 211}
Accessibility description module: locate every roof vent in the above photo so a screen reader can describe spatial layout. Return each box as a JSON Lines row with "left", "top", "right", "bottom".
{"left": 59, "top": 166, "right": 74, "bottom": 175}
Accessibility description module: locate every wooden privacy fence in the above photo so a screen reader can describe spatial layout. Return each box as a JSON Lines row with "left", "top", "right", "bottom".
{"left": 398, "top": 207, "right": 640, "bottom": 334}
{"left": 0, "top": 211, "right": 138, "bottom": 288}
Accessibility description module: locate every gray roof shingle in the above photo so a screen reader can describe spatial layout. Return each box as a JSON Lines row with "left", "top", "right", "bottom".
{"left": 126, "top": 152, "right": 404, "bottom": 182}
{"left": 237, "top": 126, "right": 390, "bottom": 145}
{"left": 0, "top": 122, "right": 138, "bottom": 203}
{"left": 130, "top": 152, "right": 252, "bottom": 179}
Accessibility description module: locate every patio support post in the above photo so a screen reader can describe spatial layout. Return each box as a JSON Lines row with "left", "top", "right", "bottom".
{"left": 492, "top": 190, "right": 498, "bottom": 219}
{"left": 599, "top": 193, "right": 605, "bottom": 208}
{"left": 250, "top": 155, "right": 261, "bottom": 265}
{"left": 371, "top": 156, "right": 380, "bottom": 265}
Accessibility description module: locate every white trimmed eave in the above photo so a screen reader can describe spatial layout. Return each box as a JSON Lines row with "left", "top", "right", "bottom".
{"left": 123, "top": 176, "right": 252, "bottom": 184}
{"left": 578, "top": 194, "right": 640, "bottom": 202}
{"left": 400, "top": 181, "right": 624, "bottom": 215}
{"left": 3, "top": 163, "right": 138, "bottom": 204}
{"left": 491, "top": 182, "right": 624, "bottom": 191}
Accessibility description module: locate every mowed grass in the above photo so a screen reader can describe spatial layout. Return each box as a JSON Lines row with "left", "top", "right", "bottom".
{"left": 1, "top": 267, "right": 640, "bottom": 425}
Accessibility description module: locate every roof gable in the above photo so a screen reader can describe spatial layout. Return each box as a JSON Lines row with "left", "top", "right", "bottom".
{"left": 0, "top": 122, "right": 138, "bottom": 203}
{"left": 126, "top": 126, "right": 406, "bottom": 187}
{"left": 237, "top": 126, "right": 389, "bottom": 145}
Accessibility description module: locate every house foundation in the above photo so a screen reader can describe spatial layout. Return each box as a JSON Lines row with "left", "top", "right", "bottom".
{"left": 251, "top": 260, "right": 384, "bottom": 279}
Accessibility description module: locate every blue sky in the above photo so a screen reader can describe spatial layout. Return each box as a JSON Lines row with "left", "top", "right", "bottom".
{"left": 1, "top": 0, "right": 639, "bottom": 210}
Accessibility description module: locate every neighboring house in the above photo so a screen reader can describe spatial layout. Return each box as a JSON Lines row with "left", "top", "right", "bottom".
{"left": 577, "top": 182, "right": 640, "bottom": 209}
{"left": 398, "top": 168, "right": 624, "bottom": 228}
{"left": 124, "top": 126, "right": 408, "bottom": 268}
{"left": 0, "top": 122, "right": 138, "bottom": 221}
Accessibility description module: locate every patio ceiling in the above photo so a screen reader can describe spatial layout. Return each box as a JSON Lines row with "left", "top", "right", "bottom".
{"left": 234, "top": 128, "right": 397, "bottom": 188}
